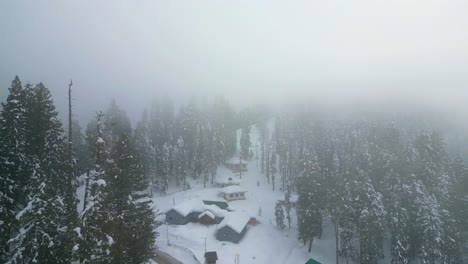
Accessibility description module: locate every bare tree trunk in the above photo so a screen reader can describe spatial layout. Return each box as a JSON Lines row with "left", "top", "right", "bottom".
{"left": 67, "top": 80, "right": 74, "bottom": 200}
{"left": 335, "top": 220, "right": 339, "bottom": 264}
{"left": 308, "top": 237, "right": 313, "bottom": 252}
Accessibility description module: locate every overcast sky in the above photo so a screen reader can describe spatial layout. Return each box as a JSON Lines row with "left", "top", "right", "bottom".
{"left": 1, "top": 0, "right": 468, "bottom": 124}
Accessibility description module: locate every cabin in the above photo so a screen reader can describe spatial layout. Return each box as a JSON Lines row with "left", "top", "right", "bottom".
{"left": 204, "top": 251, "right": 218, "bottom": 264}
{"left": 223, "top": 157, "right": 248, "bottom": 173}
{"left": 198, "top": 211, "right": 217, "bottom": 225}
{"left": 165, "top": 200, "right": 203, "bottom": 225}
{"left": 166, "top": 200, "right": 225, "bottom": 225}
{"left": 214, "top": 175, "right": 241, "bottom": 187}
{"left": 216, "top": 212, "right": 250, "bottom": 243}
{"left": 219, "top": 186, "right": 247, "bottom": 201}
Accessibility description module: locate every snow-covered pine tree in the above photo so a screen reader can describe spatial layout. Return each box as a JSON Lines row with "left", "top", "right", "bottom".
{"left": 103, "top": 99, "right": 132, "bottom": 148}
{"left": 71, "top": 119, "right": 91, "bottom": 173}
{"left": 174, "top": 137, "right": 187, "bottom": 190}
{"left": 270, "top": 148, "right": 277, "bottom": 191}
{"left": 107, "top": 133, "right": 157, "bottom": 263}
{"left": 350, "top": 170, "right": 386, "bottom": 264}
{"left": 176, "top": 100, "right": 199, "bottom": 176}
{"left": 134, "top": 109, "right": 157, "bottom": 193}
{"left": 7, "top": 83, "right": 78, "bottom": 263}
{"left": 79, "top": 112, "right": 113, "bottom": 263}
{"left": 212, "top": 96, "right": 237, "bottom": 161}
{"left": 208, "top": 130, "right": 218, "bottom": 184}
{"left": 240, "top": 125, "right": 251, "bottom": 161}
{"left": 160, "top": 142, "right": 171, "bottom": 193}
{"left": 275, "top": 201, "right": 286, "bottom": 230}
{"left": 284, "top": 190, "right": 292, "bottom": 229}
{"left": 413, "top": 131, "right": 449, "bottom": 200}
{"left": 0, "top": 76, "right": 29, "bottom": 262}
{"left": 446, "top": 156, "right": 468, "bottom": 261}
{"left": 384, "top": 171, "right": 410, "bottom": 264}
{"left": 296, "top": 150, "right": 323, "bottom": 252}
{"left": 338, "top": 182, "right": 358, "bottom": 263}
{"left": 416, "top": 187, "right": 446, "bottom": 264}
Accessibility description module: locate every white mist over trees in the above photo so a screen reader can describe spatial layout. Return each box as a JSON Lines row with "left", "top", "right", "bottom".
{"left": 266, "top": 107, "right": 468, "bottom": 263}
{"left": 1, "top": 75, "right": 468, "bottom": 263}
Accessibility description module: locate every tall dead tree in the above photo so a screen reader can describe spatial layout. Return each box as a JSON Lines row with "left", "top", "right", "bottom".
{"left": 67, "top": 80, "right": 74, "bottom": 200}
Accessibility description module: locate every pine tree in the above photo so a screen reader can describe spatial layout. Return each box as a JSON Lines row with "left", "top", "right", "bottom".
{"left": 270, "top": 150, "right": 277, "bottom": 191}
{"left": 384, "top": 173, "right": 410, "bottom": 264}
{"left": 284, "top": 190, "right": 292, "bottom": 229}
{"left": 0, "top": 76, "right": 28, "bottom": 262}
{"left": 414, "top": 131, "right": 449, "bottom": 199}
{"left": 134, "top": 109, "right": 157, "bottom": 193}
{"left": 7, "top": 83, "right": 77, "bottom": 263}
{"left": 296, "top": 150, "right": 322, "bottom": 252}
{"left": 275, "top": 201, "right": 286, "bottom": 230}
{"left": 351, "top": 170, "right": 386, "bottom": 264}
{"left": 240, "top": 125, "right": 251, "bottom": 161}
{"left": 107, "top": 134, "right": 157, "bottom": 263}
{"left": 416, "top": 189, "right": 446, "bottom": 264}
{"left": 71, "top": 120, "right": 91, "bottom": 173}
{"left": 79, "top": 112, "right": 113, "bottom": 263}
{"left": 174, "top": 137, "right": 187, "bottom": 190}
{"left": 103, "top": 99, "right": 132, "bottom": 151}
{"left": 338, "top": 198, "right": 358, "bottom": 263}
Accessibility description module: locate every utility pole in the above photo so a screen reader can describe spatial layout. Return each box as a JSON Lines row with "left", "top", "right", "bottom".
{"left": 239, "top": 156, "right": 242, "bottom": 179}
{"left": 204, "top": 237, "right": 206, "bottom": 253}
{"left": 255, "top": 144, "right": 259, "bottom": 168}
{"left": 167, "top": 226, "right": 170, "bottom": 246}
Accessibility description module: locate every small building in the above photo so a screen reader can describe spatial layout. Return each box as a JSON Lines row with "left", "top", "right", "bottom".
{"left": 216, "top": 212, "right": 250, "bottom": 243}
{"left": 224, "top": 157, "right": 248, "bottom": 173}
{"left": 198, "top": 210, "right": 217, "bottom": 225}
{"left": 165, "top": 200, "right": 207, "bottom": 225}
{"left": 166, "top": 200, "right": 225, "bottom": 225}
{"left": 204, "top": 251, "right": 218, "bottom": 264}
{"left": 248, "top": 217, "right": 257, "bottom": 226}
{"left": 219, "top": 186, "right": 247, "bottom": 202}
{"left": 214, "top": 175, "right": 241, "bottom": 187}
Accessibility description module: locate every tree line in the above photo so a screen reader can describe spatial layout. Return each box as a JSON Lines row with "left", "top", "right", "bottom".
{"left": 269, "top": 108, "right": 468, "bottom": 264}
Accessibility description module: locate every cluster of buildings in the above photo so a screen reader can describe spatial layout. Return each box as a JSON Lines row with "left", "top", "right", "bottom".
{"left": 165, "top": 185, "right": 253, "bottom": 244}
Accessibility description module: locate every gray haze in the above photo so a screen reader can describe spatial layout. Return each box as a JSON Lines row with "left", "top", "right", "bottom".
{"left": 1, "top": 0, "right": 468, "bottom": 124}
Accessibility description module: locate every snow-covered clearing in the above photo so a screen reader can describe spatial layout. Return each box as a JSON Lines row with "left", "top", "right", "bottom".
{"left": 153, "top": 124, "right": 343, "bottom": 264}
{"left": 154, "top": 162, "right": 342, "bottom": 264}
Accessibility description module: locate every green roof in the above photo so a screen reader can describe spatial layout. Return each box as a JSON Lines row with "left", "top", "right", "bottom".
{"left": 305, "top": 258, "right": 321, "bottom": 264}
{"left": 203, "top": 200, "right": 229, "bottom": 209}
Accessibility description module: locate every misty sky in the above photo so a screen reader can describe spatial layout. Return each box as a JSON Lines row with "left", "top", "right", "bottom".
{"left": 1, "top": 0, "right": 468, "bottom": 124}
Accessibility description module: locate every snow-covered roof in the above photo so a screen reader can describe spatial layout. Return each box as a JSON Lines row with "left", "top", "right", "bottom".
{"left": 169, "top": 199, "right": 205, "bottom": 217}
{"left": 214, "top": 175, "right": 241, "bottom": 185}
{"left": 198, "top": 210, "right": 216, "bottom": 219}
{"left": 203, "top": 204, "right": 226, "bottom": 218}
{"left": 168, "top": 200, "right": 226, "bottom": 218}
{"left": 219, "top": 185, "right": 248, "bottom": 194}
{"left": 216, "top": 212, "right": 251, "bottom": 234}
{"left": 224, "top": 157, "right": 248, "bottom": 165}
